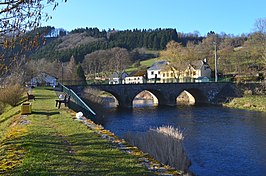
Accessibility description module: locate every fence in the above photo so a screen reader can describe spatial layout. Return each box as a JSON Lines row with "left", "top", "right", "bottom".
{"left": 58, "top": 82, "right": 96, "bottom": 116}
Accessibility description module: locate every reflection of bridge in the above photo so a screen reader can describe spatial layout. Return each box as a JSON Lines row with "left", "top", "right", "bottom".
{"left": 79, "top": 82, "right": 241, "bottom": 108}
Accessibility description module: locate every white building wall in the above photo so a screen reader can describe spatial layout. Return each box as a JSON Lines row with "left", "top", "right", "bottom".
{"left": 124, "top": 76, "right": 144, "bottom": 84}
{"left": 147, "top": 69, "right": 161, "bottom": 79}
{"left": 109, "top": 78, "right": 120, "bottom": 84}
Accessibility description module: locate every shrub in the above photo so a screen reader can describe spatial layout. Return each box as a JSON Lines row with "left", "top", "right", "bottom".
{"left": 124, "top": 126, "right": 191, "bottom": 172}
{"left": 0, "top": 84, "right": 25, "bottom": 106}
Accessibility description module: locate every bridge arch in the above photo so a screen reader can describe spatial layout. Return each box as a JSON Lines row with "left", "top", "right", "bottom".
{"left": 98, "top": 90, "right": 121, "bottom": 107}
{"left": 133, "top": 90, "right": 159, "bottom": 107}
{"left": 176, "top": 90, "right": 195, "bottom": 105}
{"left": 139, "top": 89, "right": 167, "bottom": 105}
{"left": 176, "top": 88, "right": 208, "bottom": 105}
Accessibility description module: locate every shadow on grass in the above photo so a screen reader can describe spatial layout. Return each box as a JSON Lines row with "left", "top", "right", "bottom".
{"left": 3, "top": 133, "right": 152, "bottom": 176}
{"left": 31, "top": 111, "right": 60, "bottom": 116}
{"left": 34, "top": 95, "right": 56, "bottom": 100}
{"left": 0, "top": 111, "right": 20, "bottom": 124}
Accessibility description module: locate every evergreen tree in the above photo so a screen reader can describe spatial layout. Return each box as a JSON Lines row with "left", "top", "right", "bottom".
{"left": 77, "top": 64, "right": 87, "bottom": 85}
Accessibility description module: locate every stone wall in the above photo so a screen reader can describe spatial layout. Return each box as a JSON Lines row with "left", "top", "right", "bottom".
{"left": 236, "top": 82, "right": 266, "bottom": 95}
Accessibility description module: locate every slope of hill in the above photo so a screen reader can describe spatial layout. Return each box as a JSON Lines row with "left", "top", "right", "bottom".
{"left": 56, "top": 32, "right": 105, "bottom": 51}
{"left": 30, "top": 27, "right": 203, "bottom": 63}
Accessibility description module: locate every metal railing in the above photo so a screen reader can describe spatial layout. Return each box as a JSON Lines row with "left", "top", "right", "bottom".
{"left": 58, "top": 83, "right": 96, "bottom": 116}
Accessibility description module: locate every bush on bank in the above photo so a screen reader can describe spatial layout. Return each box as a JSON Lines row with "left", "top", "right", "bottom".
{"left": 224, "top": 95, "right": 266, "bottom": 112}
{"left": 0, "top": 84, "right": 24, "bottom": 107}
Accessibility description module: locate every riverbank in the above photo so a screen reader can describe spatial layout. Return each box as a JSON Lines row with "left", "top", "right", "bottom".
{"left": 223, "top": 95, "right": 266, "bottom": 112}
{"left": 0, "top": 87, "right": 181, "bottom": 175}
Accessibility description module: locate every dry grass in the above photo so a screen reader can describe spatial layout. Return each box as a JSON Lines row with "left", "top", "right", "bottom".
{"left": 124, "top": 125, "right": 191, "bottom": 172}
{"left": 0, "top": 84, "right": 24, "bottom": 106}
{"left": 154, "top": 125, "right": 184, "bottom": 140}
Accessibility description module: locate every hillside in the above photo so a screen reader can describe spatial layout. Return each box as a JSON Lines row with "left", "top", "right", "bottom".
{"left": 30, "top": 27, "right": 203, "bottom": 63}
{"left": 2, "top": 26, "right": 265, "bottom": 84}
{"left": 56, "top": 32, "right": 105, "bottom": 51}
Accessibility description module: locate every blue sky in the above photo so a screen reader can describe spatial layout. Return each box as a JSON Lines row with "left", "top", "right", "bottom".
{"left": 43, "top": 0, "right": 266, "bottom": 36}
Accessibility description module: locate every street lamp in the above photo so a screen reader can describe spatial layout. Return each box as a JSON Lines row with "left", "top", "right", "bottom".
{"left": 214, "top": 42, "right": 218, "bottom": 82}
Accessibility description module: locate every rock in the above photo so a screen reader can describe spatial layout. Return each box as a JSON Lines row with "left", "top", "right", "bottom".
{"left": 243, "top": 103, "right": 251, "bottom": 108}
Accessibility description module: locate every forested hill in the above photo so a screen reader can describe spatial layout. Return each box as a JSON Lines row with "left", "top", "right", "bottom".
{"left": 30, "top": 27, "right": 204, "bottom": 63}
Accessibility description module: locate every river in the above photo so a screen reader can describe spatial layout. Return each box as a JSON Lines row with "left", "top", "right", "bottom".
{"left": 92, "top": 100, "right": 266, "bottom": 176}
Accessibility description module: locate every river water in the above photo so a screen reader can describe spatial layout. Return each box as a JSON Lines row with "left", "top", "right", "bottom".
{"left": 93, "top": 100, "right": 266, "bottom": 176}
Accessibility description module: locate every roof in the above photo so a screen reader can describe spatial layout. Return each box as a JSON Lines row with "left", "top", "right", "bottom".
{"left": 160, "top": 64, "right": 177, "bottom": 72}
{"left": 189, "top": 60, "right": 209, "bottom": 70}
{"left": 148, "top": 61, "right": 169, "bottom": 71}
{"left": 109, "top": 72, "right": 119, "bottom": 79}
{"left": 190, "top": 60, "right": 204, "bottom": 69}
{"left": 109, "top": 71, "right": 128, "bottom": 79}
{"left": 32, "top": 72, "right": 57, "bottom": 80}
{"left": 129, "top": 70, "right": 146, "bottom": 77}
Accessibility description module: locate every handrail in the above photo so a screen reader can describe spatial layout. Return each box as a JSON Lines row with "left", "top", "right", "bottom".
{"left": 59, "top": 83, "right": 96, "bottom": 116}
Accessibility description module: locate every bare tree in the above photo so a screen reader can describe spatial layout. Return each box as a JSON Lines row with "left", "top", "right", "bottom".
{"left": 160, "top": 41, "right": 187, "bottom": 79}
{"left": 248, "top": 18, "right": 266, "bottom": 74}
{"left": 254, "top": 18, "right": 266, "bottom": 64}
{"left": 82, "top": 47, "right": 132, "bottom": 77}
{"left": 0, "top": 0, "right": 66, "bottom": 81}
{"left": 254, "top": 18, "right": 266, "bottom": 34}
{"left": 0, "top": 0, "right": 66, "bottom": 43}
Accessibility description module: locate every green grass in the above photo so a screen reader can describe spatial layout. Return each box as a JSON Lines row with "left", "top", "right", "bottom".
{"left": 0, "top": 87, "right": 153, "bottom": 175}
{"left": 224, "top": 95, "right": 266, "bottom": 112}
{"left": 140, "top": 58, "right": 161, "bottom": 67}
{"left": 125, "top": 58, "right": 162, "bottom": 74}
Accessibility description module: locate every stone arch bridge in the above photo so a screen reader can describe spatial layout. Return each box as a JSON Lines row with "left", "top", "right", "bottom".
{"left": 70, "top": 82, "right": 241, "bottom": 108}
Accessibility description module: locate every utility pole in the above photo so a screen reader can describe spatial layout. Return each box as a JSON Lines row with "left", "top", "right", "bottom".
{"left": 61, "top": 62, "right": 64, "bottom": 85}
{"left": 214, "top": 42, "right": 218, "bottom": 82}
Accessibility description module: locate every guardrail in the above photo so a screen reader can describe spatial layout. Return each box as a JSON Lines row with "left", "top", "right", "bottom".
{"left": 58, "top": 82, "right": 96, "bottom": 116}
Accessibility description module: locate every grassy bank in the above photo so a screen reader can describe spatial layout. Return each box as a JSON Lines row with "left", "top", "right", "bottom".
{"left": 223, "top": 95, "right": 266, "bottom": 112}
{"left": 0, "top": 87, "right": 153, "bottom": 175}
{"left": 125, "top": 58, "right": 161, "bottom": 73}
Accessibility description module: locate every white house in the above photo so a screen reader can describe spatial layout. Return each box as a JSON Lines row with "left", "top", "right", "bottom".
{"left": 30, "top": 73, "right": 57, "bottom": 87}
{"left": 109, "top": 72, "right": 128, "bottom": 84}
{"left": 124, "top": 70, "right": 146, "bottom": 84}
{"left": 147, "top": 61, "right": 169, "bottom": 80}
{"left": 180, "top": 59, "right": 211, "bottom": 82}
